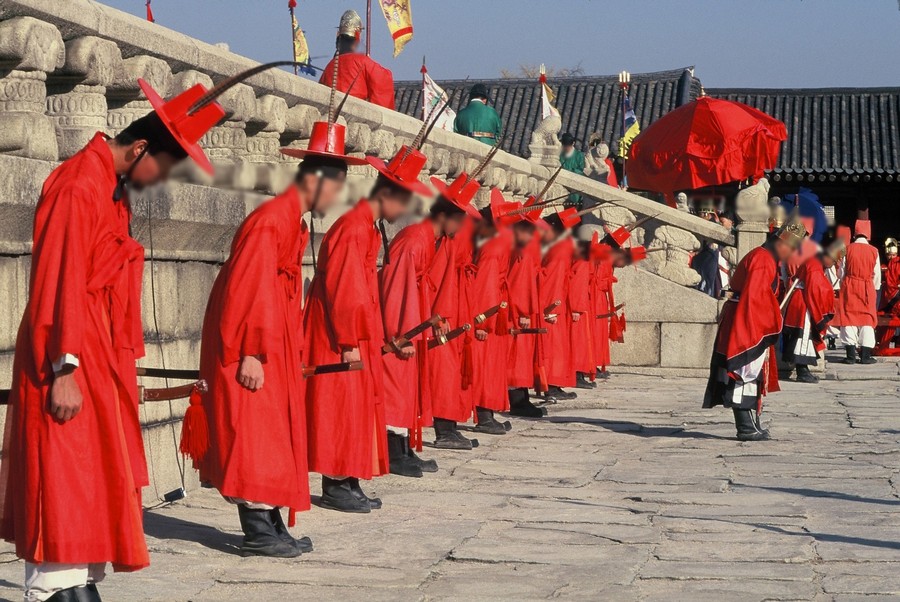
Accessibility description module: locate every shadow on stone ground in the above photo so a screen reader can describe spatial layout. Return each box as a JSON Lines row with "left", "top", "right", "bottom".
{"left": 144, "top": 510, "right": 243, "bottom": 556}
{"left": 0, "top": 359, "right": 899, "bottom": 600}
{"left": 548, "top": 415, "right": 734, "bottom": 440}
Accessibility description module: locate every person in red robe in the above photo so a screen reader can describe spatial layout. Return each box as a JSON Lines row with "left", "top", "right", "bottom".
{"left": 876, "top": 238, "right": 900, "bottom": 351}
{"left": 470, "top": 191, "right": 519, "bottom": 433}
{"left": 838, "top": 220, "right": 881, "bottom": 364}
{"left": 570, "top": 233, "right": 596, "bottom": 389}
{"left": 591, "top": 239, "right": 615, "bottom": 379}
{"left": 0, "top": 79, "right": 224, "bottom": 601}
{"left": 379, "top": 158, "right": 474, "bottom": 472}
{"left": 318, "top": 10, "right": 396, "bottom": 110}
{"left": 782, "top": 240, "right": 843, "bottom": 383}
{"left": 507, "top": 217, "right": 547, "bottom": 417}
{"left": 704, "top": 212, "right": 807, "bottom": 441}
{"left": 541, "top": 213, "right": 579, "bottom": 401}
{"left": 881, "top": 238, "right": 900, "bottom": 314}
{"left": 196, "top": 117, "right": 364, "bottom": 557}
{"left": 304, "top": 144, "right": 420, "bottom": 513}
{"left": 423, "top": 171, "right": 486, "bottom": 449}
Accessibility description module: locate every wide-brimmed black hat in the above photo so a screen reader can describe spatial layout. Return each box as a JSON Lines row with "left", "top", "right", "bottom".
{"left": 469, "top": 83, "right": 491, "bottom": 101}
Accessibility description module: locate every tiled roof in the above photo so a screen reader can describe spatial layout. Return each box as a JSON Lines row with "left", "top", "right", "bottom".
{"left": 394, "top": 67, "right": 701, "bottom": 159}
{"left": 708, "top": 87, "right": 900, "bottom": 177}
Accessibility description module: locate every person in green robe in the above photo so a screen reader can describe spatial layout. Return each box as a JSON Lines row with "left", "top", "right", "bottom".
{"left": 559, "top": 132, "right": 585, "bottom": 208}
{"left": 454, "top": 84, "right": 502, "bottom": 145}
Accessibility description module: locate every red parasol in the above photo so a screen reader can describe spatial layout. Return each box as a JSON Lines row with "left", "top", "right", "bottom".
{"left": 628, "top": 96, "right": 787, "bottom": 193}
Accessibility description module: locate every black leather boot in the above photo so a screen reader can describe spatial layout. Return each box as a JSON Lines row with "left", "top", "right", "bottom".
{"left": 47, "top": 584, "right": 102, "bottom": 602}
{"left": 508, "top": 388, "right": 546, "bottom": 418}
{"left": 270, "top": 508, "right": 313, "bottom": 553}
{"left": 843, "top": 346, "right": 859, "bottom": 364}
{"left": 434, "top": 417, "right": 473, "bottom": 449}
{"left": 732, "top": 408, "right": 770, "bottom": 442}
{"left": 795, "top": 364, "right": 819, "bottom": 384}
{"left": 595, "top": 368, "right": 610, "bottom": 380}
{"left": 473, "top": 407, "right": 508, "bottom": 435}
{"left": 237, "top": 504, "right": 301, "bottom": 557}
{"left": 859, "top": 347, "right": 878, "bottom": 364}
{"left": 320, "top": 476, "right": 371, "bottom": 513}
{"left": 548, "top": 385, "right": 577, "bottom": 400}
{"left": 349, "top": 477, "right": 382, "bottom": 509}
{"left": 388, "top": 431, "right": 424, "bottom": 477}
{"left": 407, "top": 437, "right": 438, "bottom": 472}
{"left": 575, "top": 373, "right": 596, "bottom": 389}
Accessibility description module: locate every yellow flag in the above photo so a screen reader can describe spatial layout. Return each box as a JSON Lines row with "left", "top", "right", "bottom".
{"left": 379, "top": 0, "right": 413, "bottom": 57}
{"left": 291, "top": 12, "right": 309, "bottom": 65}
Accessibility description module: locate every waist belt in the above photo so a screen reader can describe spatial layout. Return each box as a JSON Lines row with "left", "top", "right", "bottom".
{"left": 470, "top": 131, "right": 496, "bottom": 139}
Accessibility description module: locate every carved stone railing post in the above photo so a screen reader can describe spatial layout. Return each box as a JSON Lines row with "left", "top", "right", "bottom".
{"left": 528, "top": 114, "right": 562, "bottom": 168}
{"left": 0, "top": 16, "right": 64, "bottom": 160}
{"left": 45, "top": 36, "right": 122, "bottom": 159}
{"left": 207, "top": 81, "right": 256, "bottom": 190}
{"left": 734, "top": 178, "right": 771, "bottom": 261}
{"left": 106, "top": 56, "right": 172, "bottom": 136}
{"left": 246, "top": 94, "right": 287, "bottom": 194}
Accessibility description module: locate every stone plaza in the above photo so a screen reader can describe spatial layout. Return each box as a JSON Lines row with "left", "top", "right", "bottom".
{"left": 0, "top": 354, "right": 895, "bottom": 601}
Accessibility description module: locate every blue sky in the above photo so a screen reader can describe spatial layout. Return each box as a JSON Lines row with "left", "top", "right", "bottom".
{"left": 105, "top": 0, "right": 900, "bottom": 88}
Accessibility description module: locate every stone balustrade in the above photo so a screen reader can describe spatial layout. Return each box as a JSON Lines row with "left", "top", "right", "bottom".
{"left": 0, "top": 0, "right": 743, "bottom": 502}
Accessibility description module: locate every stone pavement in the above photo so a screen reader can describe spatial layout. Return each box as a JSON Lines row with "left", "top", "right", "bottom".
{"left": 1, "top": 354, "right": 899, "bottom": 601}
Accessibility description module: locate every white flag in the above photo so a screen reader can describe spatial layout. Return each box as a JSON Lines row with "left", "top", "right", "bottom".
{"left": 541, "top": 81, "right": 560, "bottom": 120}
{"left": 422, "top": 71, "right": 457, "bottom": 131}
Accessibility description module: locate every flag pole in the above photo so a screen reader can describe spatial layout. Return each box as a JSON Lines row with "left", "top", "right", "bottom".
{"left": 618, "top": 70, "right": 630, "bottom": 189}
{"left": 289, "top": 0, "right": 298, "bottom": 75}
{"left": 421, "top": 56, "right": 427, "bottom": 121}
{"left": 366, "top": 0, "right": 372, "bottom": 56}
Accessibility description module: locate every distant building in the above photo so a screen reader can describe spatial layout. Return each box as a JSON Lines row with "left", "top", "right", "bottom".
{"left": 395, "top": 71, "right": 900, "bottom": 243}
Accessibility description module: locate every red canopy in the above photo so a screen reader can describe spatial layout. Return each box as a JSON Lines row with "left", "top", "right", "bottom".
{"left": 628, "top": 96, "right": 787, "bottom": 193}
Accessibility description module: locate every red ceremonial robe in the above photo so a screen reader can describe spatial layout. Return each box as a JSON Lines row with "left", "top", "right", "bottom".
{"left": 0, "top": 134, "right": 148, "bottom": 570}
{"left": 319, "top": 53, "right": 396, "bottom": 110}
{"left": 591, "top": 256, "right": 614, "bottom": 369}
{"left": 838, "top": 242, "right": 879, "bottom": 328}
{"left": 542, "top": 237, "right": 576, "bottom": 387}
{"left": 455, "top": 219, "right": 478, "bottom": 416}
{"left": 379, "top": 220, "right": 436, "bottom": 432}
{"left": 507, "top": 239, "right": 541, "bottom": 388}
{"left": 304, "top": 200, "right": 389, "bottom": 479}
{"left": 782, "top": 256, "right": 835, "bottom": 364}
{"left": 704, "top": 246, "right": 781, "bottom": 410}
{"left": 427, "top": 235, "right": 469, "bottom": 422}
{"left": 198, "top": 187, "right": 310, "bottom": 511}
{"left": 471, "top": 229, "right": 514, "bottom": 411}
{"left": 569, "top": 258, "right": 595, "bottom": 376}
{"left": 882, "top": 257, "right": 900, "bottom": 315}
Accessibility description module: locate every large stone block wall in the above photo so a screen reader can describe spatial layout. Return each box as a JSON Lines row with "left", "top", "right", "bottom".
{"left": 0, "top": 0, "right": 740, "bottom": 502}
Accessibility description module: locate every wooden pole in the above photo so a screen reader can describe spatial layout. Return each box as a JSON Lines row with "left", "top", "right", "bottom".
{"left": 366, "top": 0, "right": 372, "bottom": 56}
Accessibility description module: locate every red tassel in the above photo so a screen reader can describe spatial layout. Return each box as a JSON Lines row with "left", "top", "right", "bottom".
{"left": 179, "top": 387, "right": 209, "bottom": 469}
{"left": 146, "top": 0, "right": 155, "bottom": 22}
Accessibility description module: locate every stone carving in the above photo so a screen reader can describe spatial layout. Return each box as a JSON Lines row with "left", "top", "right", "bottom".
{"left": 107, "top": 56, "right": 173, "bottom": 135}
{"left": 735, "top": 177, "right": 771, "bottom": 223}
{"left": 0, "top": 70, "right": 58, "bottom": 160}
{"left": 0, "top": 17, "right": 64, "bottom": 73}
{"left": 640, "top": 224, "right": 702, "bottom": 287}
{"left": 528, "top": 113, "right": 562, "bottom": 167}
{"left": 584, "top": 137, "right": 610, "bottom": 181}
{"left": 0, "top": 18, "right": 64, "bottom": 160}
{"left": 45, "top": 37, "right": 122, "bottom": 159}
{"left": 734, "top": 177, "right": 772, "bottom": 261}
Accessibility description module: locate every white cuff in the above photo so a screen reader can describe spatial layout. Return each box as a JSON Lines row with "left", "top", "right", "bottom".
{"left": 52, "top": 354, "right": 79, "bottom": 374}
